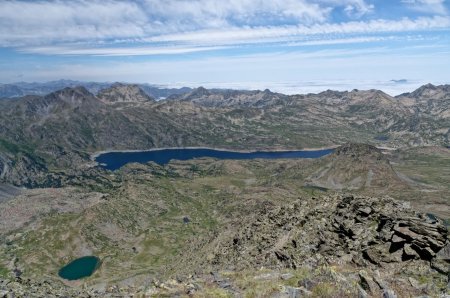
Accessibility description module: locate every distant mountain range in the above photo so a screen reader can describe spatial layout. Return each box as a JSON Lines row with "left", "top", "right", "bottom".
{"left": 0, "top": 82, "right": 448, "bottom": 186}
{"left": 0, "top": 79, "right": 192, "bottom": 99}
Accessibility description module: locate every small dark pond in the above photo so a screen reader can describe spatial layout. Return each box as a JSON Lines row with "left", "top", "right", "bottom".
{"left": 58, "top": 256, "right": 100, "bottom": 280}
{"left": 374, "top": 135, "right": 389, "bottom": 141}
{"left": 95, "top": 148, "right": 334, "bottom": 171}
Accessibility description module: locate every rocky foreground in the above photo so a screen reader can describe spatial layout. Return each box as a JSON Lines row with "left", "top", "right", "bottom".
{"left": 179, "top": 194, "right": 450, "bottom": 297}
{"left": 200, "top": 195, "right": 448, "bottom": 272}
{"left": 2, "top": 195, "right": 447, "bottom": 297}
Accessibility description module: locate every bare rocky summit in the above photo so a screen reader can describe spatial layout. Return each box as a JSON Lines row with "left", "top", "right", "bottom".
{"left": 305, "top": 143, "right": 406, "bottom": 191}
{"left": 97, "top": 83, "right": 155, "bottom": 103}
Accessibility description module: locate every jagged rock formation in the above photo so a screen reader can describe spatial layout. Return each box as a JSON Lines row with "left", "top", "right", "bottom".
{"left": 0, "top": 152, "right": 48, "bottom": 187}
{"left": 191, "top": 195, "right": 448, "bottom": 275}
{"left": 398, "top": 83, "right": 450, "bottom": 101}
{"left": 97, "top": 83, "right": 155, "bottom": 103}
{"left": 397, "top": 83, "right": 450, "bottom": 119}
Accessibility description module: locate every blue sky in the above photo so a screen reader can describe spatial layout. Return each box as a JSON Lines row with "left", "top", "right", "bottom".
{"left": 0, "top": 0, "right": 449, "bottom": 94}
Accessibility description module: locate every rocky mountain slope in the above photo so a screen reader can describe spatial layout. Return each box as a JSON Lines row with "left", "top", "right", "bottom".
{"left": 97, "top": 83, "right": 155, "bottom": 103}
{"left": 168, "top": 87, "right": 288, "bottom": 108}
{"left": 304, "top": 143, "right": 407, "bottom": 192}
{"left": 407, "top": 83, "right": 450, "bottom": 122}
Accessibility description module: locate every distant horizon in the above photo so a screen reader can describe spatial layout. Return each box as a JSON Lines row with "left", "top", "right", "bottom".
{"left": 1, "top": 1, "right": 450, "bottom": 89}
{"left": 1, "top": 78, "right": 448, "bottom": 96}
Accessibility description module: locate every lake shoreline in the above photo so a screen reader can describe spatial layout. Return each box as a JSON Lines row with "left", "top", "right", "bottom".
{"left": 90, "top": 145, "right": 340, "bottom": 161}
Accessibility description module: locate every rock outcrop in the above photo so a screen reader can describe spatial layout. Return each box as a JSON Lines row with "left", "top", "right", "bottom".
{"left": 196, "top": 195, "right": 448, "bottom": 275}
{"left": 0, "top": 152, "right": 49, "bottom": 188}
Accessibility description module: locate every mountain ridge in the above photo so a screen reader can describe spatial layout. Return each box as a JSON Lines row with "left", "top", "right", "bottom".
{"left": 0, "top": 83, "right": 448, "bottom": 187}
{"left": 0, "top": 80, "right": 193, "bottom": 99}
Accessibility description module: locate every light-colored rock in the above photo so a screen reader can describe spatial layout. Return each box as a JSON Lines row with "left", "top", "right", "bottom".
{"left": 280, "top": 273, "right": 294, "bottom": 280}
{"left": 359, "top": 270, "right": 379, "bottom": 294}
{"left": 437, "top": 243, "right": 450, "bottom": 261}
{"left": 383, "top": 289, "right": 398, "bottom": 298}
{"left": 391, "top": 234, "right": 406, "bottom": 243}
{"left": 403, "top": 244, "right": 419, "bottom": 258}
{"left": 357, "top": 285, "right": 368, "bottom": 298}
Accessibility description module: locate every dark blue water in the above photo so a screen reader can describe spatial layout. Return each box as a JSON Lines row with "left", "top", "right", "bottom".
{"left": 96, "top": 148, "right": 334, "bottom": 171}
{"left": 58, "top": 256, "right": 100, "bottom": 280}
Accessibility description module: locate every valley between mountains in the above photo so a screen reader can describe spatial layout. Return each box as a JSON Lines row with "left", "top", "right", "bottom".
{"left": 0, "top": 83, "right": 449, "bottom": 297}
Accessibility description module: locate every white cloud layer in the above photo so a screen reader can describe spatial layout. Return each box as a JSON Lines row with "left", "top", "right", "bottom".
{"left": 2, "top": 47, "right": 449, "bottom": 95}
{"left": 141, "top": 0, "right": 331, "bottom": 26}
{"left": 0, "top": 0, "right": 322, "bottom": 46}
{"left": 0, "top": 0, "right": 384, "bottom": 48}
{"left": 0, "top": 1, "right": 148, "bottom": 46}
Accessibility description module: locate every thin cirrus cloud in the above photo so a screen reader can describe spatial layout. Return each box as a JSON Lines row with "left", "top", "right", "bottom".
{"left": 145, "top": 16, "right": 450, "bottom": 45}
{"left": 20, "top": 45, "right": 230, "bottom": 56}
{"left": 401, "top": 0, "right": 448, "bottom": 15}
{"left": 17, "top": 15, "right": 450, "bottom": 56}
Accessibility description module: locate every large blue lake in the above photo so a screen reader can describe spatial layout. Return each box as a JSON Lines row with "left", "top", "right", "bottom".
{"left": 95, "top": 148, "right": 334, "bottom": 171}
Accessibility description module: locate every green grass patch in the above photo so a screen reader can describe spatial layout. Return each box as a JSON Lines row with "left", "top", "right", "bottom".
{"left": 0, "top": 138, "right": 37, "bottom": 155}
{"left": 0, "top": 263, "right": 9, "bottom": 278}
